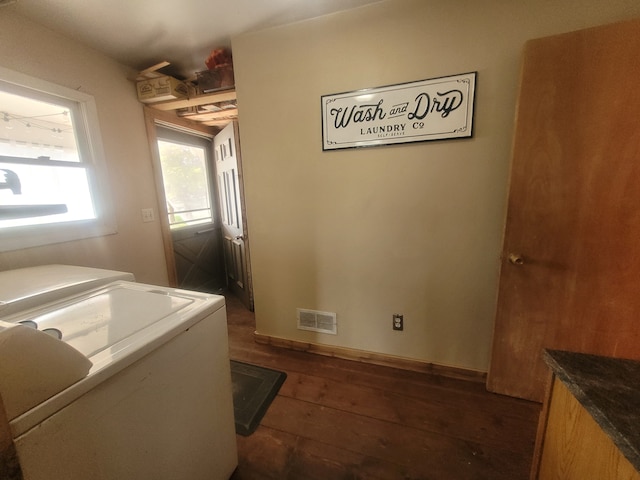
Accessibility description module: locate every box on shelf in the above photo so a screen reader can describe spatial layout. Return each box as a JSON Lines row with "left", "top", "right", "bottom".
{"left": 176, "top": 106, "right": 198, "bottom": 117}
{"left": 196, "top": 100, "right": 237, "bottom": 113}
{"left": 196, "top": 65, "right": 234, "bottom": 94}
{"left": 136, "top": 75, "right": 189, "bottom": 103}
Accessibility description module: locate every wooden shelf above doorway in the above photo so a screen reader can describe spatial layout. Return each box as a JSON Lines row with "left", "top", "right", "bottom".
{"left": 147, "top": 88, "right": 238, "bottom": 128}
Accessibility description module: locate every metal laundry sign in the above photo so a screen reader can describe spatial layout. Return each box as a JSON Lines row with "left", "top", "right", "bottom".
{"left": 321, "top": 72, "right": 476, "bottom": 150}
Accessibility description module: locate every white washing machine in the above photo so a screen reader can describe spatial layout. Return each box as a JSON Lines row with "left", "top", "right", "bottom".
{"left": 0, "top": 280, "right": 237, "bottom": 480}
{"left": 0, "top": 264, "right": 135, "bottom": 317}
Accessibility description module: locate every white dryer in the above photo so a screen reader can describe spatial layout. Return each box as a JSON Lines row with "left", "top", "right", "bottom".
{"left": 0, "top": 281, "right": 237, "bottom": 480}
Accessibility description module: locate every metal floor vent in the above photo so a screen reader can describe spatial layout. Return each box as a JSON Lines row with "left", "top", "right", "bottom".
{"left": 296, "top": 308, "right": 337, "bottom": 335}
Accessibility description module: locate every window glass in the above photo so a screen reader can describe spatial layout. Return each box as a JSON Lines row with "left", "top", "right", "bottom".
{"left": 156, "top": 128, "right": 214, "bottom": 229}
{"left": 0, "top": 163, "right": 94, "bottom": 227}
{"left": 0, "top": 90, "right": 80, "bottom": 161}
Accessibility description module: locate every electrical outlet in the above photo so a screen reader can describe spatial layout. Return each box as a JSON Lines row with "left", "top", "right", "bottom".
{"left": 393, "top": 314, "right": 403, "bottom": 331}
{"left": 141, "top": 208, "right": 154, "bottom": 223}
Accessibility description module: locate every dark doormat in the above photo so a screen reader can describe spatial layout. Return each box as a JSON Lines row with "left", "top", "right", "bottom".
{"left": 230, "top": 360, "right": 287, "bottom": 436}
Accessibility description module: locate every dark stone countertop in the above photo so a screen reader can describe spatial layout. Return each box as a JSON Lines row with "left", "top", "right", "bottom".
{"left": 544, "top": 349, "right": 640, "bottom": 473}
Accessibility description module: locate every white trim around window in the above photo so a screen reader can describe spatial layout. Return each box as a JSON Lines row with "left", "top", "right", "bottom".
{"left": 0, "top": 66, "right": 116, "bottom": 252}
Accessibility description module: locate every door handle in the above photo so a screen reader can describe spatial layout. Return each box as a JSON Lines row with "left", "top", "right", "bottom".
{"left": 508, "top": 253, "right": 524, "bottom": 265}
{"left": 235, "top": 235, "right": 245, "bottom": 240}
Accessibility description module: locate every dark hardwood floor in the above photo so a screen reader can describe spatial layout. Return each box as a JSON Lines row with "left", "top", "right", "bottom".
{"left": 224, "top": 293, "right": 541, "bottom": 480}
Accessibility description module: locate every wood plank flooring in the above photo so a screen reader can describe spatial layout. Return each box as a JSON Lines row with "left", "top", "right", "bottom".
{"left": 225, "top": 294, "right": 541, "bottom": 480}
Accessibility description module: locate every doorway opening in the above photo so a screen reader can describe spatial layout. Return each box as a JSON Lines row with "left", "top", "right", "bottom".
{"left": 155, "top": 126, "right": 225, "bottom": 293}
{"left": 143, "top": 108, "right": 253, "bottom": 309}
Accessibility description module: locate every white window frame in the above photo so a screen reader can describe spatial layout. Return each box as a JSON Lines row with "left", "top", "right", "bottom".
{"left": 0, "top": 66, "right": 116, "bottom": 252}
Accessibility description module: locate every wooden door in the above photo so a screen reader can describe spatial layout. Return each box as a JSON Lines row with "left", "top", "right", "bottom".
{"left": 171, "top": 225, "right": 225, "bottom": 293}
{"left": 487, "top": 18, "right": 640, "bottom": 402}
{"left": 214, "top": 121, "right": 253, "bottom": 310}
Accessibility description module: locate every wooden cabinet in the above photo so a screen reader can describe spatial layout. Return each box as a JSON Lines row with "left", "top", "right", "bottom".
{"left": 532, "top": 351, "right": 640, "bottom": 480}
{"left": 534, "top": 378, "right": 640, "bottom": 479}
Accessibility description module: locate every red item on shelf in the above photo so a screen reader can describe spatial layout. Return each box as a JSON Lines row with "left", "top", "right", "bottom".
{"left": 205, "top": 48, "right": 233, "bottom": 70}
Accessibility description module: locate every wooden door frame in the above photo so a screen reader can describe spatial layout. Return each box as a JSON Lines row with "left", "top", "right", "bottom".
{"left": 143, "top": 106, "right": 218, "bottom": 287}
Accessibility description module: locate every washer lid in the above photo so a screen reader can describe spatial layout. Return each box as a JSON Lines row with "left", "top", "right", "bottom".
{"left": 0, "top": 264, "right": 135, "bottom": 316}
{"left": 11, "top": 281, "right": 220, "bottom": 367}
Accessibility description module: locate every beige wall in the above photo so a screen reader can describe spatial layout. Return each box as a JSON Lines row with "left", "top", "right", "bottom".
{"left": 232, "top": 0, "right": 640, "bottom": 372}
{"left": 0, "top": 12, "right": 169, "bottom": 285}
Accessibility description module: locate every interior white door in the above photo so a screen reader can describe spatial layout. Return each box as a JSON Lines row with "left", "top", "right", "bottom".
{"left": 214, "top": 121, "right": 252, "bottom": 309}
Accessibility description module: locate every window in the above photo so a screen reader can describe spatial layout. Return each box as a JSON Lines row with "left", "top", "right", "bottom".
{"left": 0, "top": 66, "right": 115, "bottom": 251}
{"left": 156, "top": 126, "right": 214, "bottom": 229}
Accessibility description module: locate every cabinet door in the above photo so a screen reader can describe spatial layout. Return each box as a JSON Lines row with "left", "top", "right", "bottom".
{"left": 536, "top": 379, "right": 640, "bottom": 480}
{"left": 487, "top": 18, "right": 640, "bottom": 401}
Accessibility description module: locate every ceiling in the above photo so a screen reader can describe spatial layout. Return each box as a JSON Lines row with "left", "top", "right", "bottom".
{"left": 7, "top": 0, "right": 383, "bottom": 80}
